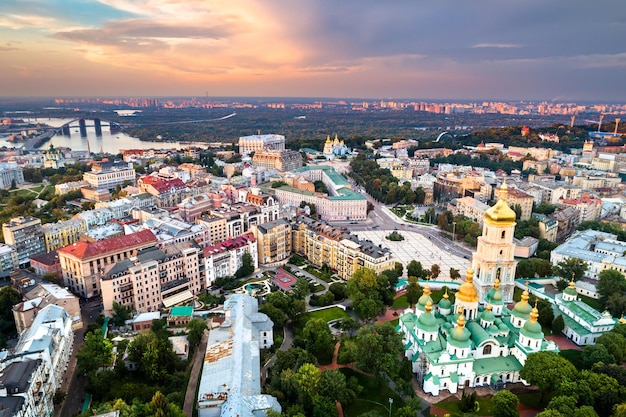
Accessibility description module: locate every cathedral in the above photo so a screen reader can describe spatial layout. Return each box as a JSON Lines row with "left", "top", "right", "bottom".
{"left": 323, "top": 134, "right": 350, "bottom": 159}
{"left": 398, "top": 181, "right": 558, "bottom": 395}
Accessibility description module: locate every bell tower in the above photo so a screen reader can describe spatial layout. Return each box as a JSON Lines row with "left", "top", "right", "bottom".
{"left": 472, "top": 178, "right": 518, "bottom": 303}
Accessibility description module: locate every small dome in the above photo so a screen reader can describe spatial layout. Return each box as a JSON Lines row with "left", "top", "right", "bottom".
{"left": 417, "top": 301, "right": 438, "bottom": 331}
{"left": 521, "top": 305, "right": 543, "bottom": 338}
{"left": 486, "top": 279, "right": 504, "bottom": 305}
{"left": 418, "top": 282, "right": 433, "bottom": 308}
{"left": 564, "top": 280, "right": 577, "bottom": 296}
{"left": 450, "top": 311, "right": 470, "bottom": 343}
{"left": 487, "top": 324, "right": 500, "bottom": 335}
{"left": 456, "top": 267, "right": 479, "bottom": 303}
{"left": 513, "top": 290, "right": 533, "bottom": 318}
{"left": 481, "top": 305, "right": 495, "bottom": 323}
{"left": 438, "top": 290, "right": 452, "bottom": 310}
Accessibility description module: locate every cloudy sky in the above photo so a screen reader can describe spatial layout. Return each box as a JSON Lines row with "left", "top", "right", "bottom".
{"left": 0, "top": 0, "right": 624, "bottom": 100}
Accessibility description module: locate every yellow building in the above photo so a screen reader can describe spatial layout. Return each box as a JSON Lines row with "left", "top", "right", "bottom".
{"left": 42, "top": 219, "right": 88, "bottom": 252}
{"left": 253, "top": 219, "right": 292, "bottom": 266}
{"left": 292, "top": 216, "right": 394, "bottom": 280}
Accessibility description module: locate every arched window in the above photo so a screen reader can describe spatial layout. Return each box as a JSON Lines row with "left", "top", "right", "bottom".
{"left": 483, "top": 345, "right": 492, "bottom": 355}
{"left": 501, "top": 230, "right": 506, "bottom": 239}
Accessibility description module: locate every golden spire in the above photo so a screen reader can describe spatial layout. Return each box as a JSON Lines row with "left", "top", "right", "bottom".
{"left": 486, "top": 303, "right": 493, "bottom": 311}
{"left": 425, "top": 300, "right": 433, "bottom": 313}
{"left": 494, "top": 278, "right": 500, "bottom": 290}
{"left": 443, "top": 288, "right": 449, "bottom": 300}
{"left": 500, "top": 174, "right": 508, "bottom": 202}
{"left": 529, "top": 301, "right": 539, "bottom": 323}
{"left": 521, "top": 290, "right": 529, "bottom": 303}
{"left": 457, "top": 307, "right": 466, "bottom": 328}
{"left": 465, "top": 267, "right": 474, "bottom": 283}
{"left": 423, "top": 281, "right": 431, "bottom": 296}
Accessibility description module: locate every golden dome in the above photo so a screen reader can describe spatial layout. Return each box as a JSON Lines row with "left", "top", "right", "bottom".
{"left": 485, "top": 180, "right": 516, "bottom": 225}
{"left": 456, "top": 267, "right": 479, "bottom": 303}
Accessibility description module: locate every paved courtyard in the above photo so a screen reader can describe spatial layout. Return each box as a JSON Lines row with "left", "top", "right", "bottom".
{"left": 355, "top": 230, "right": 471, "bottom": 280}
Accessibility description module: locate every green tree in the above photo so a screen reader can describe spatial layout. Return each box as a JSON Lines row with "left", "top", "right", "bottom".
{"left": 554, "top": 258, "right": 588, "bottom": 281}
{"left": 407, "top": 261, "right": 427, "bottom": 279}
{"left": 606, "top": 294, "right": 626, "bottom": 317}
{"left": 293, "top": 278, "right": 312, "bottom": 299}
{"left": 493, "top": 390, "right": 520, "bottom": 417}
{"left": 0, "top": 286, "right": 21, "bottom": 346}
{"left": 319, "top": 369, "right": 353, "bottom": 404}
{"left": 430, "top": 264, "right": 441, "bottom": 279}
{"left": 597, "top": 332, "right": 626, "bottom": 363}
{"left": 520, "top": 351, "right": 577, "bottom": 404}
{"left": 546, "top": 396, "right": 578, "bottom": 416}
{"left": 235, "top": 252, "right": 255, "bottom": 278}
{"left": 76, "top": 329, "right": 114, "bottom": 375}
{"left": 582, "top": 344, "right": 615, "bottom": 368}
{"left": 186, "top": 318, "right": 207, "bottom": 348}
{"left": 405, "top": 276, "right": 422, "bottom": 307}
{"left": 303, "top": 318, "right": 335, "bottom": 360}
{"left": 296, "top": 363, "right": 322, "bottom": 406}
{"left": 111, "top": 301, "right": 132, "bottom": 327}
{"left": 597, "top": 270, "right": 626, "bottom": 306}
{"left": 553, "top": 315, "right": 565, "bottom": 335}
{"left": 354, "top": 323, "right": 403, "bottom": 377}
{"left": 449, "top": 268, "right": 461, "bottom": 280}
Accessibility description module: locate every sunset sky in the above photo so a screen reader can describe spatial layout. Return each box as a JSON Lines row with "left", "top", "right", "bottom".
{"left": 1, "top": 0, "right": 624, "bottom": 100}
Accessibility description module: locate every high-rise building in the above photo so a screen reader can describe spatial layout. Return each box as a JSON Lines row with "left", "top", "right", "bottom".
{"left": 2, "top": 217, "right": 46, "bottom": 267}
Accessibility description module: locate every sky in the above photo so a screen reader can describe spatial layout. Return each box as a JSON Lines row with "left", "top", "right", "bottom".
{"left": 0, "top": 0, "right": 624, "bottom": 100}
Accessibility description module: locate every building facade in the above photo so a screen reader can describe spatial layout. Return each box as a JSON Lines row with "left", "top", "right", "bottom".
{"left": 83, "top": 161, "right": 136, "bottom": 190}
{"left": 0, "top": 243, "right": 18, "bottom": 279}
{"left": 254, "top": 219, "right": 292, "bottom": 265}
{"left": 292, "top": 216, "right": 395, "bottom": 279}
{"left": 238, "top": 134, "right": 285, "bottom": 155}
{"left": 0, "top": 162, "right": 24, "bottom": 189}
{"left": 252, "top": 149, "right": 303, "bottom": 172}
{"left": 101, "top": 243, "right": 203, "bottom": 316}
{"left": 57, "top": 229, "right": 157, "bottom": 298}
{"left": 203, "top": 233, "right": 258, "bottom": 287}
{"left": 42, "top": 219, "right": 88, "bottom": 252}
{"left": 2, "top": 217, "right": 46, "bottom": 267}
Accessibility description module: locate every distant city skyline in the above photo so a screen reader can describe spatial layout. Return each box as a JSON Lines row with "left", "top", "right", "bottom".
{"left": 1, "top": 1, "right": 624, "bottom": 100}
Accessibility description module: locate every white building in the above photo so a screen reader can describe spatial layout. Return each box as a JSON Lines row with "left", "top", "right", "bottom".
{"left": 203, "top": 233, "right": 258, "bottom": 287}
{"left": 0, "top": 162, "right": 24, "bottom": 189}
{"left": 238, "top": 134, "right": 285, "bottom": 155}
{"left": 83, "top": 161, "right": 136, "bottom": 190}
{"left": 550, "top": 229, "right": 626, "bottom": 280}
{"left": 197, "top": 294, "right": 279, "bottom": 417}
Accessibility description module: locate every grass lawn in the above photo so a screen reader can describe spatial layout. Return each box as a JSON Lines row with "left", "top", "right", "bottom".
{"left": 10, "top": 188, "right": 36, "bottom": 197}
{"left": 436, "top": 395, "right": 496, "bottom": 416}
{"left": 578, "top": 294, "right": 602, "bottom": 310}
{"left": 559, "top": 349, "right": 585, "bottom": 370}
{"left": 306, "top": 307, "right": 351, "bottom": 323}
{"left": 387, "top": 318, "right": 399, "bottom": 328}
{"left": 304, "top": 266, "right": 334, "bottom": 283}
{"left": 312, "top": 283, "right": 325, "bottom": 293}
{"left": 340, "top": 368, "right": 405, "bottom": 417}
{"left": 392, "top": 294, "right": 408, "bottom": 308}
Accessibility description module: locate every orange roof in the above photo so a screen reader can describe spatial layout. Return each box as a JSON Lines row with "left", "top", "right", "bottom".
{"left": 58, "top": 229, "right": 156, "bottom": 260}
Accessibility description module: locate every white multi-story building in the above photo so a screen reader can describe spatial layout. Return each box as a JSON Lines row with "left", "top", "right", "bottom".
{"left": 550, "top": 229, "right": 626, "bottom": 280}
{"left": 238, "top": 134, "right": 285, "bottom": 155}
{"left": 272, "top": 166, "right": 367, "bottom": 221}
{"left": 0, "top": 243, "right": 18, "bottom": 279}
{"left": 450, "top": 197, "right": 489, "bottom": 225}
{"left": 0, "top": 359, "right": 52, "bottom": 417}
{"left": 2, "top": 217, "right": 45, "bottom": 267}
{"left": 83, "top": 161, "right": 136, "bottom": 190}
{"left": 0, "top": 162, "right": 24, "bottom": 189}
{"left": 203, "top": 233, "right": 258, "bottom": 287}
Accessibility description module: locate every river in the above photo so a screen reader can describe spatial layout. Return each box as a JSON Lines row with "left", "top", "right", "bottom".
{"left": 0, "top": 118, "right": 209, "bottom": 154}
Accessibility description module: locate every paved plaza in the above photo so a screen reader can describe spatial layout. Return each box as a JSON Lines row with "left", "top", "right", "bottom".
{"left": 355, "top": 229, "right": 471, "bottom": 280}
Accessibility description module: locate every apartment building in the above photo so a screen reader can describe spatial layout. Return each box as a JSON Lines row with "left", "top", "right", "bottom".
{"left": 196, "top": 216, "right": 228, "bottom": 245}
{"left": 0, "top": 243, "right": 18, "bottom": 279}
{"left": 203, "top": 233, "right": 258, "bottom": 286}
{"left": 559, "top": 196, "right": 603, "bottom": 223}
{"left": 553, "top": 206, "right": 582, "bottom": 242}
{"left": 2, "top": 217, "right": 46, "bottom": 267}
{"left": 0, "top": 162, "right": 24, "bottom": 189}
{"left": 138, "top": 177, "right": 189, "bottom": 207}
{"left": 42, "top": 219, "right": 87, "bottom": 252}
{"left": 450, "top": 197, "right": 490, "bottom": 225}
{"left": 253, "top": 219, "right": 292, "bottom": 265}
{"left": 532, "top": 213, "right": 558, "bottom": 242}
{"left": 292, "top": 216, "right": 395, "bottom": 279}
{"left": 177, "top": 194, "right": 216, "bottom": 223}
{"left": 101, "top": 242, "right": 203, "bottom": 316}
{"left": 57, "top": 229, "right": 157, "bottom": 299}
{"left": 0, "top": 359, "right": 52, "bottom": 417}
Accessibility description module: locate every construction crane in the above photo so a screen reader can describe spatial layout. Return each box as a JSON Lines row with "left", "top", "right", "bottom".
{"left": 570, "top": 115, "right": 576, "bottom": 128}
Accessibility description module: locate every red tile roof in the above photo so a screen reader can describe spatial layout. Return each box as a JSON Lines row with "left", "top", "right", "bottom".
{"left": 150, "top": 178, "right": 186, "bottom": 193}
{"left": 203, "top": 232, "right": 256, "bottom": 256}
{"left": 58, "top": 229, "right": 156, "bottom": 260}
